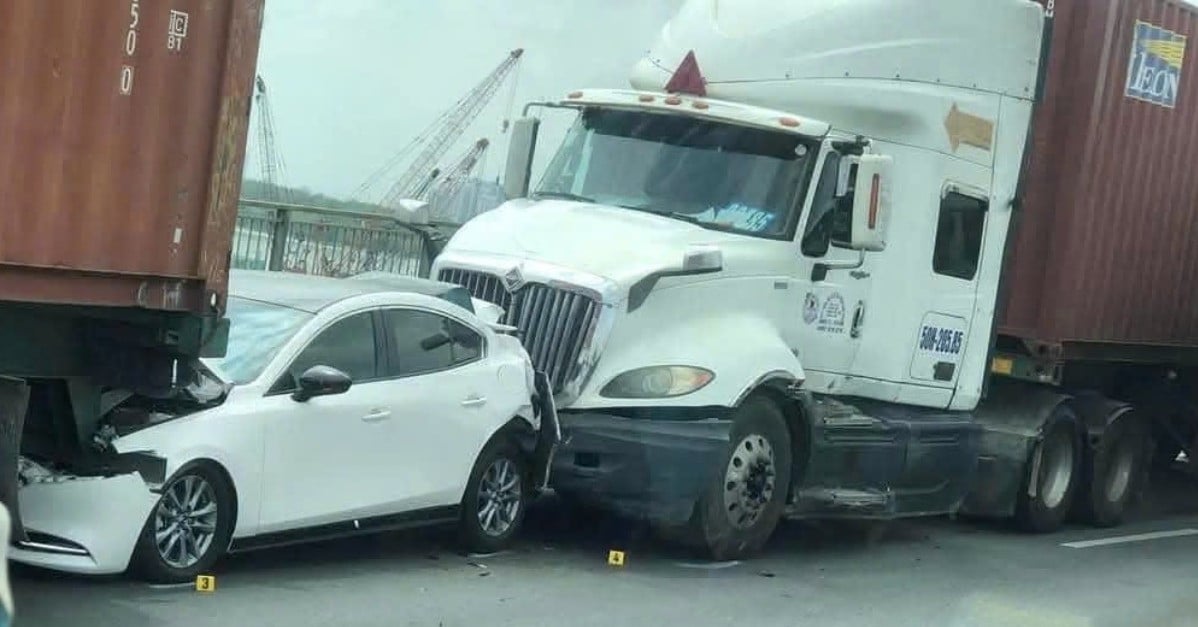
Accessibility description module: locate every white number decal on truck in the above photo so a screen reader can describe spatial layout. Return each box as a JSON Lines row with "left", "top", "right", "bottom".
{"left": 120, "top": 0, "right": 140, "bottom": 95}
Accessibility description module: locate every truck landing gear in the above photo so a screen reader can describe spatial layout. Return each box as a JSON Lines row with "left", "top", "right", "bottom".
{"left": 658, "top": 395, "right": 793, "bottom": 561}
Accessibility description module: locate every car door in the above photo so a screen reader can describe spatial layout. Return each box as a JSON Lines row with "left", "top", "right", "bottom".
{"left": 256, "top": 310, "right": 397, "bottom": 533}
{"left": 379, "top": 307, "right": 501, "bottom": 511}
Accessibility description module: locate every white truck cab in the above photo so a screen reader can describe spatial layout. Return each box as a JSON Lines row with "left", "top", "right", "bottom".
{"left": 433, "top": 0, "right": 1051, "bottom": 559}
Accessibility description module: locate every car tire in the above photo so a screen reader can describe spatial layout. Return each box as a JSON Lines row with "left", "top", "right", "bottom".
{"left": 669, "top": 395, "right": 793, "bottom": 561}
{"left": 1078, "top": 416, "right": 1149, "bottom": 528}
{"left": 131, "top": 463, "right": 235, "bottom": 583}
{"left": 1015, "top": 406, "right": 1081, "bottom": 533}
{"left": 459, "top": 435, "right": 529, "bottom": 554}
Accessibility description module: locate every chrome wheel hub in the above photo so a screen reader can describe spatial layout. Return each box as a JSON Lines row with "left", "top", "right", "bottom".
{"left": 153, "top": 474, "right": 218, "bottom": 569}
{"left": 477, "top": 457, "right": 522, "bottom": 537}
{"left": 723, "top": 434, "right": 777, "bottom": 530}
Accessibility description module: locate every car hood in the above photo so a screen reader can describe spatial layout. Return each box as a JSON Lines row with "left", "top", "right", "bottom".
{"left": 443, "top": 198, "right": 771, "bottom": 288}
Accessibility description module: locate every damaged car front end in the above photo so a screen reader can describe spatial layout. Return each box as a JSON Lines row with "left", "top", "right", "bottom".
{"left": 4, "top": 361, "right": 227, "bottom": 575}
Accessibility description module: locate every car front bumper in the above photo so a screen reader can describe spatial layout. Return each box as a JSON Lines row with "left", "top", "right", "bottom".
{"left": 9, "top": 472, "right": 157, "bottom": 575}
{"left": 549, "top": 411, "right": 732, "bottom": 525}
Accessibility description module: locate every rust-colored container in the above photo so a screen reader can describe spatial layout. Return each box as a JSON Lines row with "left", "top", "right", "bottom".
{"left": 1001, "top": 0, "right": 1198, "bottom": 358}
{"left": 0, "top": 0, "right": 263, "bottom": 314}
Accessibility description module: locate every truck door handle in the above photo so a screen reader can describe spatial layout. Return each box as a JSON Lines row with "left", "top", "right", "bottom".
{"left": 461, "top": 396, "right": 487, "bottom": 408}
{"left": 362, "top": 409, "right": 391, "bottom": 423}
{"left": 851, "top": 301, "right": 865, "bottom": 339}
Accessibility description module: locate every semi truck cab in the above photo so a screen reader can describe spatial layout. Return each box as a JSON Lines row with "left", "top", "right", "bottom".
{"left": 433, "top": 0, "right": 1062, "bottom": 559}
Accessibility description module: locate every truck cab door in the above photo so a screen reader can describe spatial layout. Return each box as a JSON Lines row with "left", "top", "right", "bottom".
{"left": 895, "top": 158, "right": 991, "bottom": 407}
{"left": 790, "top": 149, "right": 871, "bottom": 388}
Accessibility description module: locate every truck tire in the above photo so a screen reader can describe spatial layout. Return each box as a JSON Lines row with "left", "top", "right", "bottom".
{"left": 1078, "top": 416, "right": 1148, "bottom": 527}
{"left": 1015, "top": 406, "right": 1081, "bottom": 533}
{"left": 669, "top": 395, "right": 793, "bottom": 561}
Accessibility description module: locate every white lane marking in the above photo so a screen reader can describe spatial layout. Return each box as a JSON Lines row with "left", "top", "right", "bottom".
{"left": 675, "top": 560, "right": 741, "bottom": 570}
{"left": 1061, "top": 528, "right": 1198, "bottom": 549}
{"left": 147, "top": 582, "right": 194, "bottom": 590}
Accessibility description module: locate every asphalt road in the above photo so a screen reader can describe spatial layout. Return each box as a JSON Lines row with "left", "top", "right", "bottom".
{"left": 13, "top": 470, "right": 1198, "bottom": 627}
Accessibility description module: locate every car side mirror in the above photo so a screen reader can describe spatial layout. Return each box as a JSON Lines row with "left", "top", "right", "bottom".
{"left": 292, "top": 365, "right": 352, "bottom": 402}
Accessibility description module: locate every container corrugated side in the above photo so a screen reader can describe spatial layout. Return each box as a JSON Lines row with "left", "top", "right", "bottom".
{"left": 1002, "top": 0, "right": 1198, "bottom": 354}
{"left": 0, "top": 0, "right": 263, "bottom": 314}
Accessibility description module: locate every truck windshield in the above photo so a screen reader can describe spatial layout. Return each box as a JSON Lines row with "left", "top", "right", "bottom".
{"left": 203, "top": 297, "right": 313, "bottom": 385}
{"left": 535, "top": 107, "right": 816, "bottom": 239}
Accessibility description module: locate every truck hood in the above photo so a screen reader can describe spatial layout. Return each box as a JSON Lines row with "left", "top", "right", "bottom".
{"left": 444, "top": 198, "right": 763, "bottom": 288}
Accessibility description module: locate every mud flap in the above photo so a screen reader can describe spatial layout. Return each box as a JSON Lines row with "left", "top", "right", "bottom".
{"left": 531, "top": 372, "right": 561, "bottom": 491}
{"left": 0, "top": 378, "right": 29, "bottom": 542}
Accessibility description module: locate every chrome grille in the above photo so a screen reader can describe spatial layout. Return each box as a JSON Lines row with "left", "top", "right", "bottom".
{"left": 439, "top": 267, "right": 600, "bottom": 393}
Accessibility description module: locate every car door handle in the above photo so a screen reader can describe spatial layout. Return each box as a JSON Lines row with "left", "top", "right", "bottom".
{"left": 362, "top": 409, "right": 392, "bottom": 423}
{"left": 461, "top": 396, "right": 487, "bottom": 408}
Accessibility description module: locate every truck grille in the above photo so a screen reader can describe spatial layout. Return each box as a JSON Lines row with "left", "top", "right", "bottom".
{"left": 439, "top": 268, "right": 600, "bottom": 394}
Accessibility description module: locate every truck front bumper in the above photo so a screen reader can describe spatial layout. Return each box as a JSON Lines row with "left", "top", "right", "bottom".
{"left": 549, "top": 412, "right": 732, "bottom": 525}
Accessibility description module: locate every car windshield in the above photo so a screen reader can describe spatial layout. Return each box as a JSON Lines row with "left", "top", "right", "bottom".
{"left": 203, "top": 297, "right": 313, "bottom": 385}
{"left": 534, "top": 107, "right": 817, "bottom": 238}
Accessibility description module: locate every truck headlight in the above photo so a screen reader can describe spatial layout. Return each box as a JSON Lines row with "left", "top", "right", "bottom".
{"left": 599, "top": 366, "right": 714, "bottom": 399}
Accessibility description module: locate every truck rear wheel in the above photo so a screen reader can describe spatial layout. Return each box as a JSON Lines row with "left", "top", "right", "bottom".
{"left": 1015, "top": 406, "right": 1081, "bottom": 533}
{"left": 668, "top": 395, "right": 793, "bottom": 561}
{"left": 1078, "top": 416, "right": 1148, "bottom": 527}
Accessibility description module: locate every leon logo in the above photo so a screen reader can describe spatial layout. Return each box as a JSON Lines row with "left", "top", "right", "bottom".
{"left": 1125, "top": 20, "right": 1188, "bottom": 108}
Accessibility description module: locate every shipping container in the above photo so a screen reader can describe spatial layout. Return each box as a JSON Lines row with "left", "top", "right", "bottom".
{"left": 0, "top": 0, "right": 264, "bottom": 315}
{"left": 1001, "top": 0, "right": 1198, "bottom": 361}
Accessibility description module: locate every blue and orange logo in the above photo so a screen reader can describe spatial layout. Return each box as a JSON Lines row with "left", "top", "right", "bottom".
{"left": 1126, "top": 20, "right": 1188, "bottom": 108}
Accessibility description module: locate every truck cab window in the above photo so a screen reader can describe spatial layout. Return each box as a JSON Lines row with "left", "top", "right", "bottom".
{"left": 801, "top": 152, "right": 854, "bottom": 257}
{"left": 933, "top": 192, "right": 987, "bottom": 280}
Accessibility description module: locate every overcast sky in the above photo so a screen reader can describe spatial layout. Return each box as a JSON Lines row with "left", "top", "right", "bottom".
{"left": 247, "top": 0, "right": 684, "bottom": 201}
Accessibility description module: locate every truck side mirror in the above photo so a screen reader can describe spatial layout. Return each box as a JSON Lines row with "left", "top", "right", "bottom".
{"left": 849, "top": 154, "right": 893, "bottom": 252}
{"left": 504, "top": 117, "right": 541, "bottom": 200}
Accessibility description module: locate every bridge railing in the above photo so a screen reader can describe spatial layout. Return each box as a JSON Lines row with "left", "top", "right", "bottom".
{"left": 233, "top": 199, "right": 443, "bottom": 279}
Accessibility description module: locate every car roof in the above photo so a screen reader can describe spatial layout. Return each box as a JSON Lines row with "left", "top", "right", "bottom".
{"left": 228, "top": 269, "right": 470, "bottom": 314}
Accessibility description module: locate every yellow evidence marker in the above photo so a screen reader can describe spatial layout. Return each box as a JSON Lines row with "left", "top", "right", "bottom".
{"left": 607, "top": 550, "right": 626, "bottom": 567}
{"left": 195, "top": 575, "right": 216, "bottom": 592}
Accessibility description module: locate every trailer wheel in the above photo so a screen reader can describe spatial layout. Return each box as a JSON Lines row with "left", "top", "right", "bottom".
{"left": 1079, "top": 416, "right": 1148, "bottom": 527}
{"left": 1015, "top": 406, "right": 1081, "bottom": 533}
{"left": 671, "top": 395, "right": 793, "bottom": 561}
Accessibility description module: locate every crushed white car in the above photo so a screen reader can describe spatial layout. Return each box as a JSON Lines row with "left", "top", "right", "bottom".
{"left": 10, "top": 270, "right": 558, "bottom": 582}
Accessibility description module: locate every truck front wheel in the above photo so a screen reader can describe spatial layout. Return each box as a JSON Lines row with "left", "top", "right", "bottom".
{"left": 666, "top": 395, "right": 793, "bottom": 561}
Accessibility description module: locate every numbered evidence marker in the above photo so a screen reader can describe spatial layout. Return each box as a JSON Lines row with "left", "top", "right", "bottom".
{"left": 607, "top": 550, "right": 626, "bottom": 567}
{"left": 195, "top": 575, "right": 216, "bottom": 592}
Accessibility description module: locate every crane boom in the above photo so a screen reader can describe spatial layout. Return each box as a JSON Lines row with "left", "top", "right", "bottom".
{"left": 252, "top": 75, "right": 290, "bottom": 202}
{"left": 380, "top": 49, "right": 522, "bottom": 208}
{"left": 427, "top": 138, "right": 490, "bottom": 203}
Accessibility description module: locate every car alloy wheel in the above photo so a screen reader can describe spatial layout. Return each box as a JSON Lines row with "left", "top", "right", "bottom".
{"left": 477, "top": 457, "right": 523, "bottom": 537}
{"left": 153, "top": 474, "right": 219, "bottom": 570}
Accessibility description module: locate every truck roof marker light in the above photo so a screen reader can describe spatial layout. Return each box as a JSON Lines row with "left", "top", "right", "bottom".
{"left": 664, "top": 50, "right": 708, "bottom": 97}
{"left": 692, "top": 101, "right": 709, "bottom": 110}
{"left": 664, "top": 96, "right": 682, "bottom": 105}
{"left": 638, "top": 94, "right": 655, "bottom": 103}
{"left": 779, "top": 117, "right": 800, "bottom": 128}
{"left": 567, "top": 91, "right": 583, "bottom": 99}
{"left": 868, "top": 174, "right": 881, "bottom": 229}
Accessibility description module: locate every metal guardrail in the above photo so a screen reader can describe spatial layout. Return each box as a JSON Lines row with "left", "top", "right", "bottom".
{"left": 233, "top": 199, "right": 446, "bottom": 279}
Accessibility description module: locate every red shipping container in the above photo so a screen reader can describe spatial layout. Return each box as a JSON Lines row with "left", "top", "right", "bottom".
{"left": 0, "top": 0, "right": 264, "bottom": 314}
{"left": 1002, "top": 0, "right": 1198, "bottom": 358}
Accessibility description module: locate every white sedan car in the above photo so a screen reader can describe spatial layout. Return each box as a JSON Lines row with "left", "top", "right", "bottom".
{"left": 11, "top": 270, "right": 558, "bottom": 582}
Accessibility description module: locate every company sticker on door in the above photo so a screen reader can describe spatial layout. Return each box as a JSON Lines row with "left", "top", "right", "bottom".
{"left": 817, "top": 293, "right": 846, "bottom": 334}
{"left": 1125, "top": 20, "right": 1188, "bottom": 108}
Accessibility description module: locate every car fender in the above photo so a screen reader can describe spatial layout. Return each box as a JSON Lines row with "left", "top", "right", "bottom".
{"left": 113, "top": 412, "right": 262, "bottom": 539}
{"left": 575, "top": 309, "right": 804, "bottom": 409}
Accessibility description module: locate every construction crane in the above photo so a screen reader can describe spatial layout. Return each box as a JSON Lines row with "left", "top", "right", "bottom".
{"left": 428, "top": 138, "right": 489, "bottom": 204}
{"left": 251, "top": 75, "right": 290, "bottom": 202}
{"left": 360, "top": 49, "right": 523, "bottom": 208}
